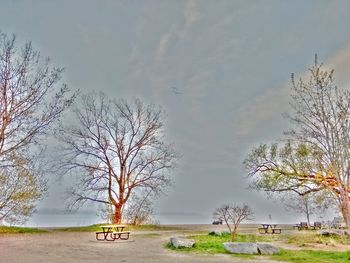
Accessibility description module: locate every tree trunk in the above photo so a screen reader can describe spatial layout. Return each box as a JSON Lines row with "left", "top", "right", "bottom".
{"left": 341, "top": 201, "right": 350, "bottom": 229}
{"left": 305, "top": 200, "right": 310, "bottom": 226}
{"left": 112, "top": 203, "right": 123, "bottom": 224}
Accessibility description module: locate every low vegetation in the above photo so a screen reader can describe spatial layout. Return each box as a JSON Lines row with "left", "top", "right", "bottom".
{"left": 167, "top": 232, "right": 350, "bottom": 263}
{"left": 55, "top": 224, "right": 180, "bottom": 232}
{"left": 273, "top": 250, "right": 350, "bottom": 263}
{"left": 285, "top": 233, "right": 350, "bottom": 247}
{"left": 167, "top": 233, "right": 278, "bottom": 254}
{"left": 0, "top": 226, "right": 47, "bottom": 234}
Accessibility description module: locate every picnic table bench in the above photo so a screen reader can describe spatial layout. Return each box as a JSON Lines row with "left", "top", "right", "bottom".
{"left": 294, "top": 222, "right": 316, "bottom": 230}
{"left": 258, "top": 224, "right": 282, "bottom": 234}
{"left": 96, "top": 224, "right": 131, "bottom": 241}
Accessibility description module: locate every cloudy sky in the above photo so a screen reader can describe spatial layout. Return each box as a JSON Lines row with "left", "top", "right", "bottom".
{"left": 1, "top": 0, "right": 350, "bottom": 226}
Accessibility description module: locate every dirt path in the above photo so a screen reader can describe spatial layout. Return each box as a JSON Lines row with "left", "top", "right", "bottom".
{"left": 0, "top": 231, "right": 282, "bottom": 263}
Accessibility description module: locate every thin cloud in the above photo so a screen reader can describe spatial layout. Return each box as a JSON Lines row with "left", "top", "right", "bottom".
{"left": 154, "top": 0, "right": 200, "bottom": 63}
{"left": 155, "top": 31, "right": 172, "bottom": 63}
{"left": 236, "top": 87, "right": 289, "bottom": 137}
{"left": 326, "top": 44, "right": 350, "bottom": 88}
{"left": 236, "top": 44, "right": 350, "bottom": 138}
{"left": 184, "top": 0, "right": 200, "bottom": 26}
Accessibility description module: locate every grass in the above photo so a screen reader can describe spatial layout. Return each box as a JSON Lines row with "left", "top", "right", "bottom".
{"left": 166, "top": 233, "right": 272, "bottom": 255}
{"left": 0, "top": 223, "right": 180, "bottom": 234}
{"left": 272, "top": 249, "right": 350, "bottom": 263}
{"left": 166, "top": 232, "right": 350, "bottom": 262}
{"left": 55, "top": 223, "right": 180, "bottom": 232}
{"left": 285, "top": 233, "right": 350, "bottom": 246}
{"left": 0, "top": 226, "right": 47, "bottom": 234}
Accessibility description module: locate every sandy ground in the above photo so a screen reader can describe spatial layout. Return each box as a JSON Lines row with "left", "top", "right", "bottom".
{"left": 0, "top": 227, "right": 282, "bottom": 263}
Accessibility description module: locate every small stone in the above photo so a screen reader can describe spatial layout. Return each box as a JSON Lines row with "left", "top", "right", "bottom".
{"left": 170, "top": 237, "right": 195, "bottom": 248}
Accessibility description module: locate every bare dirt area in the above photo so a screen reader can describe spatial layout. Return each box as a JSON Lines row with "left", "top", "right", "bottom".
{"left": 0, "top": 228, "right": 281, "bottom": 263}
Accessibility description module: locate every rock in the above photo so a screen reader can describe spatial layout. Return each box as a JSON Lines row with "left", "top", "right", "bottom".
{"left": 257, "top": 243, "right": 280, "bottom": 255}
{"left": 223, "top": 242, "right": 280, "bottom": 255}
{"left": 318, "top": 230, "right": 347, "bottom": 236}
{"left": 209, "top": 230, "right": 228, "bottom": 236}
{"left": 170, "top": 237, "right": 195, "bottom": 248}
{"left": 223, "top": 242, "right": 258, "bottom": 254}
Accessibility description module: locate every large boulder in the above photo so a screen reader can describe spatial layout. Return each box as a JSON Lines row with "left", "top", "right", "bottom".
{"left": 223, "top": 242, "right": 280, "bottom": 255}
{"left": 257, "top": 243, "right": 280, "bottom": 255}
{"left": 223, "top": 242, "right": 258, "bottom": 254}
{"left": 170, "top": 237, "right": 195, "bottom": 248}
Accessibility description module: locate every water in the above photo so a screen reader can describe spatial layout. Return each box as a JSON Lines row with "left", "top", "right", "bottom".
{"left": 25, "top": 212, "right": 102, "bottom": 227}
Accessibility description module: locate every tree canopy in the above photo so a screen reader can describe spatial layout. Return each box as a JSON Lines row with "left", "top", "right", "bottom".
{"left": 0, "top": 32, "right": 74, "bottom": 224}
{"left": 58, "top": 92, "right": 177, "bottom": 223}
{"left": 244, "top": 57, "right": 350, "bottom": 227}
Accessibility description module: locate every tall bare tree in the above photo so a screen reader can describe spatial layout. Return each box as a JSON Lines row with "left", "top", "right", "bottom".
{"left": 0, "top": 32, "right": 74, "bottom": 223}
{"left": 244, "top": 57, "right": 350, "bottom": 227}
{"left": 58, "top": 92, "right": 177, "bottom": 223}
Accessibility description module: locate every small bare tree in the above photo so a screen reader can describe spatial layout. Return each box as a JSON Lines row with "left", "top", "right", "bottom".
{"left": 100, "top": 189, "right": 155, "bottom": 225}
{"left": 58, "top": 92, "right": 177, "bottom": 223}
{"left": 282, "top": 192, "right": 333, "bottom": 226}
{"left": 124, "top": 189, "right": 155, "bottom": 225}
{"left": 213, "top": 204, "right": 254, "bottom": 241}
{"left": 0, "top": 32, "right": 74, "bottom": 224}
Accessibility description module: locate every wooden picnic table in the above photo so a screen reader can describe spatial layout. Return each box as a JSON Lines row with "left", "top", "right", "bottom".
{"left": 96, "top": 224, "right": 131, "bottom": 241}
{"left": 258, "top": 224, "right": 281, "bottom": 234}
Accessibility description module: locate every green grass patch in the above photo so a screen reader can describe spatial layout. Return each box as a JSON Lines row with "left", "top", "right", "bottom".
{"left": 166, "top": 232, "right": 350, "bottom": 262}
{"left": 55, "top": 224, "right": 180, "bottom": 232}
{"left": 285, "top": 233, "right": 350, "bottom": 246}
{"left": 0, "top": 226, "right": 47, "bottom": 234}
{"left": 166, "top": 233, "right": 275, "bottom": 255}
{"left": 53, "top": 224, "right": 103, "bottom": 232}
{"left": 272, "top": 249, "right": 350, "bottom": 263}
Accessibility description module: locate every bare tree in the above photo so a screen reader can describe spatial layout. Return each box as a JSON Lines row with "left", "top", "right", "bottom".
{"left": 100, "top": 189, "right": 155, "bottom": 225}
{"left": 58, "top": 92, "right": 177, "bottom": 223}
{"left": 282, "top": 192, "right": 333, "bottom": 226}
{"left": 213, "top": 204, "right": 254, "bottom": 241}
{"left": 0, "top": 32, "right": 74, "bottom": 224}
{"left": 244, "top": 56, "right": 350, "bottom": 228}
{"left": 123, "top": 189, "right": 155, "bottom": 225}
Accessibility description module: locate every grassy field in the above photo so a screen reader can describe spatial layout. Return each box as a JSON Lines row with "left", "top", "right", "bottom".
{"left": 53, "top": 223, "right": 181, "bottom": 232}
{"left": 0, "top": 223, "right": 180, "bottom": 234}
{"left": 0, "top": 226, "right": 47, "bottom": 234}
{"left": 167, "top": 232, "right": 350, "bottom": 263}
{"left": 273, "top": 249, "right": 350, "bottom": 263}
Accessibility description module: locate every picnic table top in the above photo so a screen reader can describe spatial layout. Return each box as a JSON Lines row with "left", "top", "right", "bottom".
{"left": 261, "top": 223, "right": 278, "bottom": 227}
{"left": 100, "top": 224, "right": 127, "bottom": 228}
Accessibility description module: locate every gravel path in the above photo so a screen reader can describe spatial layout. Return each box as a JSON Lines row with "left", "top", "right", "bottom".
{"left": 0, "top": 230, "right": 283, "bottom": 263}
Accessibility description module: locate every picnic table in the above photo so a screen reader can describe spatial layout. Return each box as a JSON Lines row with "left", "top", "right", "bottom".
{"left": 258, "top": 224, "right": 281, "bottom": 234}
{"left": 96, "top": 224, "right": 131, "bottom": 241}
{"left": 293, "top": 222, "right": 308, "bottom": 230}
{"left": 294, "top": 222, "right": 322, "bottom": 230}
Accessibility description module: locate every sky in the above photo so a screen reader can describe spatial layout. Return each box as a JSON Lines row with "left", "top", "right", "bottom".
{"left": 1, "top": 0, "right": 350, "bottom": 226}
